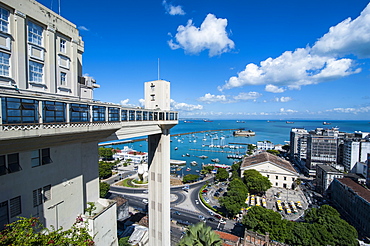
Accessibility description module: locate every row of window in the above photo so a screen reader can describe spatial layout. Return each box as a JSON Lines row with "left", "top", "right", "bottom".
{"left": 0, "top": 148, "right": 52, "bottom": 176}
{"left": 1, "top": 97, "right": 177, "bottom": 124}
{"left": 266, "top": 174, "right": 295, "bottom": 181}
{"left": 0, "top": 6, "right": 69, "bottom": 86}
{"left": 0, "top": 185, "right": 51, "bottom": 230}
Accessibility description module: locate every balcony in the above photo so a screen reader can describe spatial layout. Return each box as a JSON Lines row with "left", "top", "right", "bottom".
{"left": 0, "top": 92, "right": 178, "bottom": 143}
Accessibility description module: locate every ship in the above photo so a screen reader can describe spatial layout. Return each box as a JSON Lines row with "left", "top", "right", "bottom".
{"left": 323, "top": 122, "right": 331, "bottom": 125}
{"left": 286, "top": 121, "right": 294, "bottom": 124}
{"left": 203, "top": 119, "right": 213, "bottom": 122}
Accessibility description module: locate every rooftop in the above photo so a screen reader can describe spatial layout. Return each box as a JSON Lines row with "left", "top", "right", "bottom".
{"left": 316, "top": 164, "right": 342, "bottom": 173}
{"left": 214, "top": 230, "right": 239, "bottom": 243}
{"left": 241, "top": 152, "right": 297, "bottom": 173}
{"left": 337, "top": 178, "right": 370, "bottom": 203}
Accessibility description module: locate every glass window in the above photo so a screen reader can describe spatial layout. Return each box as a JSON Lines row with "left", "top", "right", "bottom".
{"left": 0, "top": 52, "right": 10, "bottom": 76}
{"left": 60, "top": 72, "right": 66, "bottom": 86}
{"left": 0, "top": 8, "right": 9, "bottom": 33}
{"left": 43, "top": 185, "right": 51, "bottom": 201}
{"left": 43, "top": 101, "right": 65, "bottom": 123}
{"left": 129, "top": 110, "right": 135, "bottom": 121}
{"left": 70, "top": 104, "right": 89, "bottom": 122}
{"left": 41, "top": 148, "right": 52, "bottom": 165}
{"left": 29, "top": 61, "right": 43, "bottom": 83}
{"left": 135, "top": 111, "right": 142, "bottom": 121}
{"left": 9, "top": 196, "right": 21, "bottom": 218}
{"left": 60, "top": 39, "right": 66, "bottom": 53}
{"left": 121, "top": 110, "right": 127, "bottom": 121}
{"left": 0, "top": 155, "right": 6, "bottom": 175}
{"left": 143, "top": 111, "right": 148, "bottom": 121}
{"left": 31, "top": 150, "right": 40, "bottom": 167}
{"left": 0, "top": 201, "right": 8, "bottom": 231}
{"left": 28, "top": 21, "right": 43, "bottom": 46}
{"left": 108, "top": 108, "right": 120, "bottom": 122}
{"left": 1, "top": 98, "right": 38, "bottom": 124}
{"left": 33, "top": 188, "right": 42, "bottom": 207}
{"left": 7, "top": 153, "right": 21, "bottom": 173}
{"left": 92, "top": 106, "right": 105, "bottom": 122}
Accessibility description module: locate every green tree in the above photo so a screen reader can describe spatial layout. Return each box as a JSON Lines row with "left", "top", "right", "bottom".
{"left": 100, "top": 181, "right": 110, "bottom": 198}
{"left": 243, "top": 169, "right": 272, "bottom": 194}
{"left": 178, "top": 223, "right": 222, "bottom": 246}
{"left": 219, "top": 179, "right": 248, "bottom": 216}
{"left": 215, "top": 168, "right": 229, "bottom": 181}
{"left": 99, "top": 161, "right": 113, "bottom": 179}
{"left": 118, "top": 236, "right": 130, "bottom": 246}
{"left": 0, "top": 216, "right": 94, "bottom": 245}
{"left": 98, "top": 147, "right": 113, "bottom": 159}
{"left": 183, "top": 174, "right": 199, "bottom": 183}
{"left": 266, "top": 149, "right": 280, "bottom": 156}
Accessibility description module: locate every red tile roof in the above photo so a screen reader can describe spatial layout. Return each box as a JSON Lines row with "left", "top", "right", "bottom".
{"left": 214, "top": 230, "right": 239, "bottom": 243}
{"left": 241, "top": 152, "right": 297, "bottom": 173}
{"left": 337, "top": 178, "right": 370, "bottom": 203}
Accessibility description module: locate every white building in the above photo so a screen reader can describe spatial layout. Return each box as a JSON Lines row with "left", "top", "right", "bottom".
{"left": 343, "top": 139, "right": 370, "bottom": 172}
{"left": 0, "top": 1, "right": 178, "bottom": 245}
{"left": 241, "top": 152, "right": 299, "bottom": 189}
{"left": 257, "top": 141, "right": 274, "bottom": 150}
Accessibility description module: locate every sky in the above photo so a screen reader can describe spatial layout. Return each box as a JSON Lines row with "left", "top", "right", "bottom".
{"left": 38, "top": 0, "right": 370, "bottom": 120}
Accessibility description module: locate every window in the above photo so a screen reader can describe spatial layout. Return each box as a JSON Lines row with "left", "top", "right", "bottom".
{"left": 7, "top": 154, "right": 21, "bottom": 173}
{"left": 10, "top": 196, "right": 21, "bottom": 218}
{"left": 31, "top": 148, "right": 52, "bottom": 167}
{"left": 0, "top": 201, "right": 8, "bottom": 231}
{"left": 0, "top": 7, "right": 9, "bottom": 33}
{"left": 60, "top": 72, "right": 67, "bottom": 86}
{"left": 60, "top": 39, "right": 66, "bottom": 53}
{"left": 29, "top": 60, "right": 43, "bottom": 83}
{"left": 0, "top": 155, "right": 5, "bottom": 176}
{"left": 28, "top": 21, "right": 43, "bottom": 46}
{"left": 284, "top": 177, "right": 287, "bottom": 181}
{"left": 1, "top": 97, "right": 38, "bottom": 124}
{"left": 70, "top": 104, "right": 89, "bottom": 122}
{"left": 43, "top": 101, "right": 65, "bottom": 123}
{"left": 0, "top": 52, "right": 10, "bottom": 76}
{"left": 276, "top": 176, "right": 278, "bottom": 180}
{"left": 292, "top": 178, "right": 295, "bottom": 181}
{"left": 92, "top": 106, "right": 105, "bottom": 122}
{"left": 267, "top": 174, "right": 269, "bottom": 178}
{"left": 33, "top": 185, "right": 51, "bottom": 207}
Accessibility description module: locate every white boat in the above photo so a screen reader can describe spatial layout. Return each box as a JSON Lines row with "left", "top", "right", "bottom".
{"left": 199, "top": 155, "right": 208, "bottom": 159}
{"left": 211, "top": 158, "right": 220, "bottom": 163}
{"left": 191, "top": 161, "right": 197, "bottom": 166}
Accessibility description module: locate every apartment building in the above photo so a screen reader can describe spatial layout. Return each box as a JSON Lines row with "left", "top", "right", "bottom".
{"left": 315, "top": 164, "right": 343, "bottom": 194}
{"left": 0, "top": 1, "right": 178, "bottom": 245}
{"left": 343, "top": 139, "right": 370, "bottom": 172}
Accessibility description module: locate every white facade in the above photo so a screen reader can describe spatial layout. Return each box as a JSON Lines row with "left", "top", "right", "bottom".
{"left": 0, "top": 1, "right": 177, "bottom": 246}
{"left": 144, "top": 80, "right": 170, "bottom": 110}
{"left": 241, "top": 152, "right": 299, "bottom": 189}
{"left": 257, "top": 141, "right": 274, "bottom": 150}
{"left": 343, "top": 140, "right": 370, "bottom": 172}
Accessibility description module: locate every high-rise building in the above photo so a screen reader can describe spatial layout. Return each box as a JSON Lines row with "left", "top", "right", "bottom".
{"left": 343, "top": 139, "right": 370, "bottom": 172}
{"left": 0, "top": 1, "right": 178, "bottom": 245}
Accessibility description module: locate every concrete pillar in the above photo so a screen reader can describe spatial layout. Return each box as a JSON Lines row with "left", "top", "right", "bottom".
{"left": 147, "top": 126, "right": 171, "bottom": 246}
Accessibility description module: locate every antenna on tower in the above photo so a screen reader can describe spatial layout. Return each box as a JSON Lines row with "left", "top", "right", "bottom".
{"left": 157, "top": 58, "right": 160, "bottom": 80}
{"left": 58, "top": 0, "right": 61, "bottom": 15}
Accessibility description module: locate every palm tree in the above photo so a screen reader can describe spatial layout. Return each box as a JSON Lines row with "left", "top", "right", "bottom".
{"left": 178, "top": 223, "right": 222, "bottom": 246}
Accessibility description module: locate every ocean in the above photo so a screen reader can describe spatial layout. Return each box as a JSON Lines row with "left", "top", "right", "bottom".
{"left": 108, "top": 120, "right": 370, "bottom": 175}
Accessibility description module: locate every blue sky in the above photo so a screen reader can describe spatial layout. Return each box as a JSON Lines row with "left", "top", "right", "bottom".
{"left": 39, "top": 0, "right": 370, "bottom": 120}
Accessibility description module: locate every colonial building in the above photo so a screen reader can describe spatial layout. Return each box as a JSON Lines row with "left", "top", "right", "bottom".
{"left": 330, "top": 178, "right": 370, "bottom": 238}
{"left": 0, "top": 0, "right": 178, "bottom": 245}
{"left": 241, "top": 152, "right": 299, "bottom": 189}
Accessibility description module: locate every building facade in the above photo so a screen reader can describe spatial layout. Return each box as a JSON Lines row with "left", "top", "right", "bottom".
{"left": 343, "top": 139, "right": 370, "bottom": 172}
{"left": 315, "top": 164, "right": 343, "bottom": 194}
{"left": 0, "top": 1, "right": 178, "bottom": 245}
{"left": 330, "top": 178, "right": 370, "bottom": 238}
{"left": 241, "top": 152, "right": 299, "bottom": 189}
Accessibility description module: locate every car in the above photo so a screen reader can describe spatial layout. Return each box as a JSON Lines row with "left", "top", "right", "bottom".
{"left": 174, "top": 211, "right": 181, "bottom": 215}
{"left": 198, "top": 215, "right": 205, "bottom": 221}
{"left": 208, "top": 211, "right": 214, "bottom": 216}
{"left": 215, "top": 214, "right": 221, "bottom": 219}
{"left": 142, "top": 199, "right": 148, "bottom": 204}
{"left": 207, "top": 217, "right": 216, "bottom": 221}
{"left": 195, "top": 200, "right": 199, "bottom": 205}
{"left": 143, "top": 190, "right": 148, "bottom": 193}
{"left": 214, "top": 192, "right": 220, "bottom": 197}
{"left": 219, "top": 219, "right": 226, "bottom": 224}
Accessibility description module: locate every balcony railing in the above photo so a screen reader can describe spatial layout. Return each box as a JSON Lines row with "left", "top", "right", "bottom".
{"left": 0, "top": 94, "right": 178, "bottom": 131}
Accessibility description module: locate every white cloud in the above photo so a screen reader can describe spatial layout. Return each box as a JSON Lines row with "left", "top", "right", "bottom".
{"left": 265, "top": 84, "right": 285, "bottom": 93}
{"left": 138, "top": 99, "right": 145, "bottom": 107}
{"left": 78, "top": 26, "right": 89, "bottom": 31}
{"left": 275, "top": 97, "right": 293, "bottom": 103}
{"left": 162, "top": 0, "right": 185, "bottom": 15}
{"left": 233, "top": 92, "right": 261, "bottom": 101}
{"left": 218, "top": 4, "right": 370, "bottom": 91}
{"left": 312, "top": 4, "right": 370, "bottom": 58}
{"left": 279, "top": 108, "right": 298, "bottom": 114}
{"left": 171, "top": 99, "right": 203, "bottom": 111}
{"left": 168, "top": 14, "right": 235, "bottom": 57}
{"left": 328, "top": 106, "right": 370, "bottom": 114}
{"left": 198, "top": 93, "right": 227, "bottom": 103}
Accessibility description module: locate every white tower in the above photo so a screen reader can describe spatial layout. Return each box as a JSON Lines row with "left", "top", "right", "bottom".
{"left": 145, "top": 80, "right": 173, "bottom": 245}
